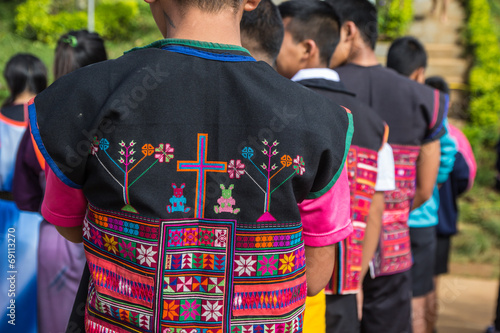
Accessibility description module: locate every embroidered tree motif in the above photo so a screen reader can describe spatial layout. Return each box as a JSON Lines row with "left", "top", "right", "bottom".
{"left": 231, "top": 139, "right": 305, "bottom": 221}
{"left": 166, "top": 183, "right": 191, "bottom": 213}
{"left": 214, "top": 184, "right": 240, "bottom": 215}
{"left": 91, "top": 137, "right": 174, "bottom": 213}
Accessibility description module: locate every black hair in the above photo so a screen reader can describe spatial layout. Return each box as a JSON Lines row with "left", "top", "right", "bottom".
{"left": 2, "top": 53, "right": 47, "bottom": 108}
{"left": 425, "top": 76, "right": 450, "bottom": 95}
{"left": 173, "top": 0, "right": 244, "bottom": 13}
{"left": 387, "top": 36, "right": 428, "bottom": 77}
{"left": 279, "top": 0, "right": 341, "bottom": 65}
{"left": 240, "top": 0, "right": 284, "bottom": 65}
{"left": 326, "top": 0, "right": 378, "bottom": 50}
{"left": 54, "top": 30, "right": 107, "bottom": 80}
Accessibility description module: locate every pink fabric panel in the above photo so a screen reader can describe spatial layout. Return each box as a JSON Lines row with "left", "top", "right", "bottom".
{"left": 448, "top": 124, "right": 477, "bottom": 190}
{"left": 299, "top": 166, "right": 352, "bottom": 247}
{"left": 42, "top": 167, "right": 88, "bottom": 227}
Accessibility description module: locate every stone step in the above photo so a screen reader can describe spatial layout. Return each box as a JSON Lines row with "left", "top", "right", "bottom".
{"left": 425, "top": 43, "right": 464, "bottom": 58}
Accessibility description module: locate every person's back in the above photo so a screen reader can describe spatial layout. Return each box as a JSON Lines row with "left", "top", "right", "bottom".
{"left": 30, "top": 0, "right": 354, "bottom": 331}
{"left": 328, "top": 1, "right": 447, "bottom": 332}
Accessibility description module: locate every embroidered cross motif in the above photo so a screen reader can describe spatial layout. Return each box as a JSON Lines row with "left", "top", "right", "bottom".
{"left": 177, "top": 134, "right": 227, "bottom": 218}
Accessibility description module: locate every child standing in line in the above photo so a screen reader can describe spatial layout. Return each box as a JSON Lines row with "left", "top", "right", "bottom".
{"left": 328, "top": 1, "right": 448, "bottom": 332}
{"left": 275, "top": 1, "right": 395, "bottom": 332}
{"left": 30, "top": 0, "right": 354, "bottom": 331}
{"left": 424, "top": 76, "right": 477, "bottom": 333}
{"left": 386, "top": 37, "right": 457, "bottom": 333}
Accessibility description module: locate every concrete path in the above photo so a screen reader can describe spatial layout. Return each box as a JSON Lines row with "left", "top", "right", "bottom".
{"left": 436, "top": 274, "right": 498, "bottom": 333}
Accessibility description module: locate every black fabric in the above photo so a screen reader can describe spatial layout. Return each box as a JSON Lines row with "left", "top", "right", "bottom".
{"left": 336, "top": 63, "right": 447, "bottom": 145}
{"left": 361, "top": 270, "right": 412, "bottom": 333}
{"left": 437, "top": 152, "right": 470, "bottom": 236}
{"left": 33, "top": 45, "right": 351, "bottom": 221}
{"left": 1, "top": 104, "right": 24, "bottom": 122}
{"left": 434, "top": 235, "right": 450, "bottom": 276}
{"left": 296, "top": 78, "right": 387, "bottom": 152}
{"left": 325, "top": 294, "right": 360, "bottom": 333}
{"left": 409, "top": 226, "right": 437, "bottom": 296}
{"left": 66, "top": 263, "right": 89, "bottom": 333}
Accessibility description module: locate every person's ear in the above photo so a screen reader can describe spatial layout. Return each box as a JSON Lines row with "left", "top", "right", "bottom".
{"left": 343, "top": 21, "right": 358, "bottom": 44}
{"left": 244, "top": 0, "right": 261, "bottom": 12}
{"left": 300, "top": 39, "right": 319, "bottom": 62}
{"left": 412, "top": 67, "right": 426, "bottom": 84}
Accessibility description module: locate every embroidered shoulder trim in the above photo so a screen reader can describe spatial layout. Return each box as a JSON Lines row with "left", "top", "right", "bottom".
{"left": 125, "top": 38, "right": 251, "bottom": 56}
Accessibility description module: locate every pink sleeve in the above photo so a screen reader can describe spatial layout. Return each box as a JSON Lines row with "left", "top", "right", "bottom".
{"left": 42, "top": 167, "right": 88, "bottom": 227}
{"left": 298, "top": 166, "right": 352, "bottom": 247}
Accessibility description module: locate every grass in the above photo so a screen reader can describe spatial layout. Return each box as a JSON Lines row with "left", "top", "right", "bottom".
{"left": 0, "top": 1, "right": 161, "bottom": 102}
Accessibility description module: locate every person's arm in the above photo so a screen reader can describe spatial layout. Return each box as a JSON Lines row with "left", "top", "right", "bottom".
{"left": 412, "top": 140, "right": 440, "bottom": 210}
{"left": 361, "top": 191, "right": 384, "bottom": 279}
{"left": 299, "top": 167, "right": 352, "bottom": 296}
{"left": 42, "top": 167, "right": 87, "bottom": 243}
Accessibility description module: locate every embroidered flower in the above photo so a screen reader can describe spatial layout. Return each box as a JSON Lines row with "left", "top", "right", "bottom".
{"left": 279, "top": 252, "right": 295, "bottom": 274}
{"left": 82, "top": 220, "right": 91, "bottom": 239}
{"left": 235, "top": 256, "right": 256, "bottom": 276}
{"left": 202, "top": 301, "right": 223, "bottom": 321}
{"left": 241, "top": 147, "right": 254, "bottom": 159}
{"left": 137, "top": 245, "right": 157, "bottom": 267}
{"left": 200, "top": 229, "right": 214, "bottom": 246}
{"left": 91, "top": 228, "right": 102, "bottom": 248}
{"left": 155, "top": 143, "right": 174, "bottom": 163}
{"left": 103, "top": 234, "right": 118, "bottom": 254}
{"left": 214, "top": 229, "right": 227, "bottom": 247}
{"left": 90, "top": 137, "right": 100, "bottom": 155}
{"left": 181, "top": 300, "right": 200, "bottom": 320}
{"left": 281, "top": 155, "right": 292, "bottom": 167}
{"left": 228, "top": 159, "right": 245, "bottom": 179}
{"left": 163, "top": 300, "right": 179, "bottom": 320}
{"left": 258, "top": 255, "right": 278, "bottom": 276}
{"left": 293, "top": 155, "right": 306, "bottom": 175}
{"left": 99, "top": 138, "right": 109, "bottom": 151}
{"left": 142, "top": 144, "right": 155, "bottom": 156}
{"left": 119, "top": 240, "right": 135, "bottom": 261}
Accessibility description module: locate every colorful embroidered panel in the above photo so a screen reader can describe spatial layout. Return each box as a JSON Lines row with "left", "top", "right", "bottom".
{"left": 371, "top": 145, "right": 420, "bottom": 277}
{"left": 155, "top": 219, "right": 236, "bottom": 333}
{"left": 83, "top": 206, "right": 307, "bottom": 333}
{"left": 325, "top": 146, "right": 378, "bottom": 294}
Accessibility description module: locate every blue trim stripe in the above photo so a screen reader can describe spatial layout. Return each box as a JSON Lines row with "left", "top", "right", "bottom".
{"left": 28, "top": 103, "right": 82, "bottom": 189}
{"left": 162, "top": 45, "right": 256, "bottom": 62}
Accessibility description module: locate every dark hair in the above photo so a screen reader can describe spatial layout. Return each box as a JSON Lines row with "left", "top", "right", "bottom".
{"left": 387, "top": 36, "right": 427, "bottom": 77}
{"left": 326, "top": 0, "right": 378, "bottom": 50}
{"left": 54, "top": 30, "right": 107, "bottom": 80}
{"left": 425, "top": 76, "right": 450, "bottom": 95}
{"left": 279, "top": 0, "right": 341, "bottom": 65}
{"left": 240, "top": 0, "right": 284, "bottom": 65}
{"left": 173, "top": 0, "right": 243, "bottom": 12}
{"left": 2, "top": 53, "right": 47, "bottom": 108}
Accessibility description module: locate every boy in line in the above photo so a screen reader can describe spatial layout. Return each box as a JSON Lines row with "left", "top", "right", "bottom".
{"left": 328, "top": 1, "right": 448, "bottom": 332}
{"left": 240, "top": 0, "right": 283, "bottom": 67}
{"left": 29, "top": 0, "right": 354, "bottom": 331}
{"left": 275, "top": 1, "right": 395, "bottom": 332}
{"left": 387, "top": 36, "right": 457, "bottom": 333}
{"left": 425, "top": 76, "right": 477, "bottom": 333}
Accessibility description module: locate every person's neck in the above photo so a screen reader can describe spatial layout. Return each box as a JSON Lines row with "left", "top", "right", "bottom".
{"left": 166, "top": 7, "right": 243, "bottom": 46}
{"left": 348, "top": 42, "right": 379, "bottom": 67}
{"left": 12, "top": 91, "right": 36, "bottom": 105}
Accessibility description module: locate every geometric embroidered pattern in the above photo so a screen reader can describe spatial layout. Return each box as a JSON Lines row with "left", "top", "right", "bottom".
{"left": 230, "top": 306, "right": 304, "bottom": 333}
{"left": 155, "top": 219, "right": 236, "bottom": 333}
{"left": 233, "top": 277, "right": 307, "bottom": 314}
{"left": 326, "top": 145, "right": 378, "bottom": 295}
{"left": 372, "top": 144, "right": 420, "bottom": 277}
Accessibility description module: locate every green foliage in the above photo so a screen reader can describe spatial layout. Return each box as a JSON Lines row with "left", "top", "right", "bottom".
{"left": 15, "top": 0, "right": 140, "bottom": 44}
{"left": 377, "top": 0, "right": 414, "bottom": 39}
{"left": 464, "top": 0, "right": 500, "bottom": 148}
